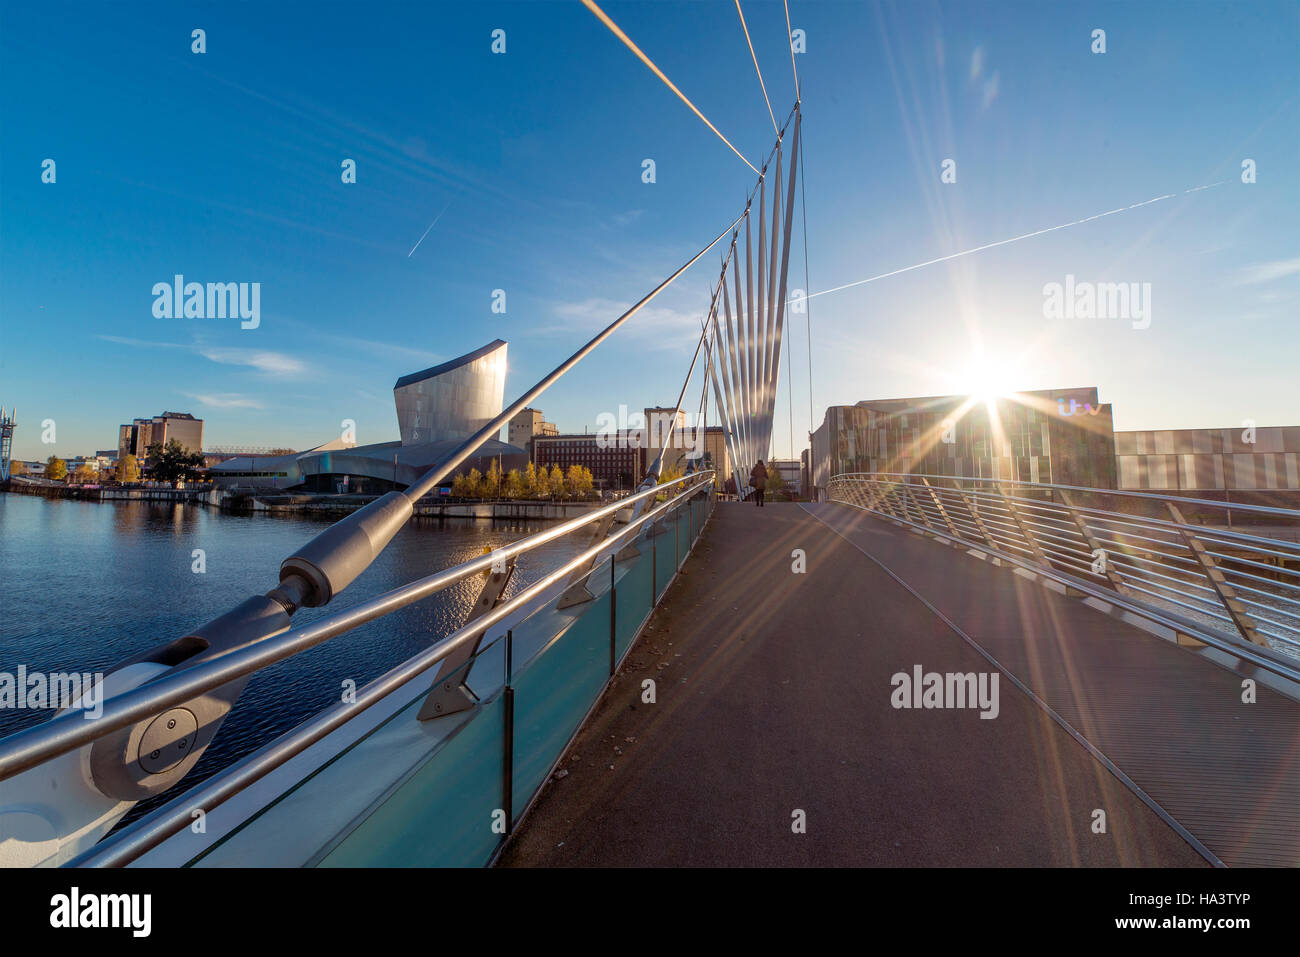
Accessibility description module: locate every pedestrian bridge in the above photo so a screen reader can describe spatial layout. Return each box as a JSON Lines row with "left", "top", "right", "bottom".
{"left": 1, "top": 474, "right": 1297, "bottom": 868}
{"left": 501, "top": 497, "right": 1299, "bottom": 868}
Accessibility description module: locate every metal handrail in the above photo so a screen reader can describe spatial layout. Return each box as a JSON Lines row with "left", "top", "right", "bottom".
{"left": 0, "top": 472, "right": 714, "bottom": 782}
{"left": 827, "top": 473, "right": 1300, "bottom": 670}
{"left": 61, "top": 473, "right": 715, "bottom": 866}
{"left": 840, "top": 471, "right": 1300, "bottom": 519}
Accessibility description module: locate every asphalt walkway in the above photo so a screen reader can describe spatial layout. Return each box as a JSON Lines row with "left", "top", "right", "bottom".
{"left": 499, "top": 501, "right": 1298, "bottom": 866}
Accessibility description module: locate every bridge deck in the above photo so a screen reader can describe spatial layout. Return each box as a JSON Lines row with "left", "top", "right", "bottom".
{"left": 498, "top": 501, "right": 1299, "bottom": 867}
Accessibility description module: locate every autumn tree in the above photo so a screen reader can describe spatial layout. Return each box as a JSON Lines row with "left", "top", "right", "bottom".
{"left": 116, "top": 454, "right": 140, "bottom": 484}
{"left": 45, "top": 455, "right": 67, "bottom": 481}
{"left": 465, "top": 467, "right": 484, "bottom": 499}
{"left": 504, "top": 468, "right": 524, "bottom": 499}
{"left": 485, "top": 459, "right": 502, "bottom": 499}
{"left": 548, "top": 464, "right": 565, "bottom": 499}
{"left": 565, "top": 464, "right": 595, "bottom": 499}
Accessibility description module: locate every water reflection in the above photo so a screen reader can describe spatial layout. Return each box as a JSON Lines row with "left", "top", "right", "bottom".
{"left": 0, "top": 494, "right": 581, "bottom": 820}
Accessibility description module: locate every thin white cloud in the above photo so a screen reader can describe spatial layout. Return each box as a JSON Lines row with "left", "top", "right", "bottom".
{"left": 982, "top": 72, "right": 1000, "bottom": 109}
{"left": 1235, "top": 257, "right": 1300, "bottom": 285}
{"left": 97, "top": 335, "right": 188, "bottom": 350}
{"left": 98, "top": 335, "right": 308, "bottom": 375}
{"left": 182, "top": 392, "right": 265, "bottom": 409}
{"left": 198, "top": 348, "right": 306, "bottom": 375}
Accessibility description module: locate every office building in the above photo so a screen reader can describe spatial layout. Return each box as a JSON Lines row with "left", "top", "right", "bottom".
{"left": 810, "top": 388, "right": 1117, "bottom": 497}
{"left": 118, "top": 412, "right": 205, "bottom": 460}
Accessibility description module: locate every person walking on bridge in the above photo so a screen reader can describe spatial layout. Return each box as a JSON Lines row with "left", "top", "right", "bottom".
{"left": 749, "top": 460, "right": 768, "bottom": 508}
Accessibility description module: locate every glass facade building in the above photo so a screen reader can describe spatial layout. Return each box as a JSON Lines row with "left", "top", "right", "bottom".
{"left": 811, "top": 388, "right": 1118, "bottom": 495}
{"left": 1116, "top": 427, "right": 1300, "bottom": 491}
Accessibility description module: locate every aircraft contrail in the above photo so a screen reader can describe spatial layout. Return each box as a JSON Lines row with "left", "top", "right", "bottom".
{"left": 791, "top": 181, "right": 1229, "bottom": 304}
{"left": 407, "top": 198, "right": 455, "bottom": 257}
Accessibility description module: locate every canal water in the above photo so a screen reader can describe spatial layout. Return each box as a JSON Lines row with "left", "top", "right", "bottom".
{"left": 0, "top": 493, "right": 582, "bottom": 819}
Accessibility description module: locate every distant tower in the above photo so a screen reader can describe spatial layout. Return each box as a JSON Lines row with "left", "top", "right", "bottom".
{"left": 0, "top": 407, "right": 14, "bottom": 482}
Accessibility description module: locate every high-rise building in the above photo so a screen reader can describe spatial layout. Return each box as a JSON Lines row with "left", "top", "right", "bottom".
{"left": 508, "top": 408, "right": 557, "bottom": 458}
{"left": 118, "top": 412, "right": 205, "bottom": 460}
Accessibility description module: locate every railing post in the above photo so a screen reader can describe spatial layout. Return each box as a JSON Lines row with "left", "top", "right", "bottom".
{"left": 1055, "top": 489, "right": 1131, "bottom": 597}
{"left": 919, "top": 476, "right": 962, "bottom": 540}
{"left": 556, "top": 512, "right": 619, "bottom": 609}
{"left": 953, "top": 480, "right": 1001, "bottom": 561}
{"left": 1166, "top": 502, "right": 1264, "bottom": 646}
{"left": 503, "top": 629, "right": 514, "bottom": 838}
{"left": 418, "top": 552, "right": 517, "bottom": 720}
{"left": 651, "top": 520, "right": 657, "bottom": 601}
{"left": 609, "top": 559, "right": 617, "bottom": 675}
{"left": 876, "top": 480, "right": 903, "bottom": 521}
{"left": 998, "top": 486, "right": 1051, "bottom": 568}
{"left": 900, "top": 478, "right": 934, "bottom": 530}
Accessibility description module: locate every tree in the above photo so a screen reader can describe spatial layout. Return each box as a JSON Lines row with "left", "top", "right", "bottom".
{"left": 146, "top": 439, "right": 205, "bottom": 483}
{"left": 523, "top": 461, "right": 538, "bottom": 499}
{"left": 9, "top": 460, "right": 26, "bottom": 476}
{"left": 45, "top": 455, "right": 67, "bottom": 481}
{"left": 766, "top": 468, "right": 788, "bottom": 502}
{"left": 451, "top": 472, "right": 471, "bottom": 498}
{"left": 116, "top": 454, "right": 140, "bottom": 484}
{"left": 465, "top": 467, "right": 484, "bottom": 499}
{"left": 657, "top": 462, "right": 685, "bottom": 485}
{"left": 485, "top": 459, "right": 502, "bottom": 499}
{"left": 504, "top": 468, "right": 524, "bottom": 499}
{"left": 72, "top": 464, "right": 97, "bottom": 484}
{"left": 547, "top": 464, "right": 565, "bottom": 499}
{"left": 564, "top": 464, "right": 586, "bottom": 499}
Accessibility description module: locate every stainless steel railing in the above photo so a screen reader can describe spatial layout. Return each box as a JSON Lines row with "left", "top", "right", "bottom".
{"left": 827, "top": 472, "right": 1300, "bottom": 670}
{"left": 0, "top": 471, "right": 716, "bottom": 866}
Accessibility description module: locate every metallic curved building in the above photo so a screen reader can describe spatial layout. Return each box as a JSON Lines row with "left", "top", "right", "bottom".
{"left": 210, "top": 339, "right": 526, "bottom": 494}
{"left": 394, "top": 339, "right": 508, "bottom": 445}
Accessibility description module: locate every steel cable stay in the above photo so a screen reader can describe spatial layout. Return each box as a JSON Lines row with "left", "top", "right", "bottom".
{"left": 736, "top": 0, "right": 780, "bottom": 136}
{"left": 582, "top": 0, "right": 759, "bottom": 174}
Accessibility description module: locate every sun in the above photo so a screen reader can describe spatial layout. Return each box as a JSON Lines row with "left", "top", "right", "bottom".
{"left": 957, "top": 355, "right": 1020, "bottom": 403}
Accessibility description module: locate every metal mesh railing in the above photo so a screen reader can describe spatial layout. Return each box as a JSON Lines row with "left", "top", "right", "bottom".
{"left": 827, "top": 473, "right": 1300, "bottom": 664}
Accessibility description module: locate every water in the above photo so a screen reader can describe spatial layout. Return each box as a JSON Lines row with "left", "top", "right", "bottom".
{"left": 0, "top": 493, "right": 582, "bottom": 818}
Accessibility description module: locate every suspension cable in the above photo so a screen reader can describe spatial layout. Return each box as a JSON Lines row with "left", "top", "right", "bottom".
{"left": 735, "top": 0, "right": 779, "bottom": 136}
{"left": 798, "top": 105, "right": 814, "bottom": 450}
{"left": 582, "top": 0, "right": 760, "bottom": 174}
{"left": 783, "top": 0, "right": 801, "bottom": 103}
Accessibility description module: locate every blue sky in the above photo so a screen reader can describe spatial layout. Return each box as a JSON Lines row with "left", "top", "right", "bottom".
{"left": 2, "top": 0, "right": 1296, "bottom": 462}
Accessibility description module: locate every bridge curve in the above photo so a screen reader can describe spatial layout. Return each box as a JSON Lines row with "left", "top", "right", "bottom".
{"left": 499, "top": 501, "right": 1298, "bottom": 867}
